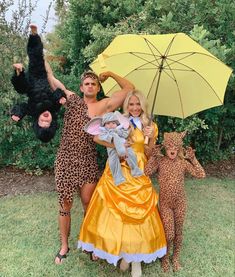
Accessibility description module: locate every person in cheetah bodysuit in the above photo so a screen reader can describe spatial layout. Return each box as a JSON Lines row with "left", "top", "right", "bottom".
{"left": 144, "top": 131, "right": 205, "bottom": 272}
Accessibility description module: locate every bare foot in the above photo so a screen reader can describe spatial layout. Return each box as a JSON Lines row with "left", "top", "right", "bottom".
{"left": 29, "top": 23, "right": 37, "bottom": 35}
{"left": 120, "top": 258, "right": 130, "bottom": 272}
{"left": 90, "top": 252, "right": 99, "bottom": 261}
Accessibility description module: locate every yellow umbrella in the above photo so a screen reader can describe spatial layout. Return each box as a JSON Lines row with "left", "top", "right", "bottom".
{"left": 90, "top": 33, "right": 232, "bottom": 118}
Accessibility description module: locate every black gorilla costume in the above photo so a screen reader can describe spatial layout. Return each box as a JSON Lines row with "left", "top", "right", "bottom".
{"left": 11, "top": 33, "right": 66, "bottom": 142}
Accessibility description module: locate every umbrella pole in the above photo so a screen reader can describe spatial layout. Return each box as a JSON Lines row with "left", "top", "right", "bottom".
{"left": 151, "top": 59, "right": 164, "bottom": 116}
{"left": 144, "top": 60, "right": 164, "bottom": 145}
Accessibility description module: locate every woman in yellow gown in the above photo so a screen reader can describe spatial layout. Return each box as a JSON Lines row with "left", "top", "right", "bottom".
{"left": 78, "top": 90, "right": 166, "bottom": 273}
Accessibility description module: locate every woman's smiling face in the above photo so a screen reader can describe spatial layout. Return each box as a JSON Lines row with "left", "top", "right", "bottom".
{"left": 127, "top": 95, "right": 142, "bottom": 117}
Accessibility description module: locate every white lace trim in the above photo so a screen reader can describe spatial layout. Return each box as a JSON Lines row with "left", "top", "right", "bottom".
{"left": 78, "top": 241, "right": 166, "bottom": 266}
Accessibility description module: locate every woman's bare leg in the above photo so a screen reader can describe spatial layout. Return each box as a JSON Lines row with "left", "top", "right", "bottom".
{"left": 80, "top": 183, "right": 96, "bottom": 212}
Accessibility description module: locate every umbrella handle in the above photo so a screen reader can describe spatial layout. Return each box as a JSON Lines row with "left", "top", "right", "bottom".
{"left": 144, "top": 136, "right": 149, "bottom": 145}
{"left": 144, "top": 116, "right": 153, "bottom": 145}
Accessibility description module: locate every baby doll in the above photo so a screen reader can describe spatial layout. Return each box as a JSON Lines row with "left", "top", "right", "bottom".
{"left": 144, "top": 131, "right": 205, "bottom": 272}
{"left": 10, "top": 24, "right": 66, "bottom": 142}
{"left": 84, "top": 111, "right": 143, "bottom": 185}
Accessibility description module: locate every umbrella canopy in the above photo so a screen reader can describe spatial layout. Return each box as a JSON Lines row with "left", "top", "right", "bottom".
{"left": 90, "top": 33, "right": 232, "bottom": 118}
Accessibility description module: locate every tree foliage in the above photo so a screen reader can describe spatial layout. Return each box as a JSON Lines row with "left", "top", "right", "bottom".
{"left": 0, "top": 0, "right": 234, "bottom": 170}
{"left": 0, "top": 0, "right": 58, "bottom": 170}
{"left": 53, "top": 0, "right": 234, "bottom": 163}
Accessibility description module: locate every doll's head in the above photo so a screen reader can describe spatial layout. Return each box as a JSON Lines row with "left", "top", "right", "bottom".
{"left": 162, "top": 131, "right": 186, "bottom": 160}
{"left": 33, "top": 115, "right": 58, "bottom": 142}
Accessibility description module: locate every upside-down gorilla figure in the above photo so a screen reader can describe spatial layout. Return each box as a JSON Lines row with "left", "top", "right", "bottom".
{"left": 10, "top": 25, "right": 66, "bottom": 142}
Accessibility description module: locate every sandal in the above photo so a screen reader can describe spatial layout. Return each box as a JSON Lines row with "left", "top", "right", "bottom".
{"left": 82, "top": 249, "right": 90, "bottom": 255}
{"left": 82, "top": 249, "right": 99, "bottom": 261}
{"left": 90, "top": 252, "right": 99, "bottom": 261}
{"left": 55, "top": 248, "right": 70, "bottom": 264}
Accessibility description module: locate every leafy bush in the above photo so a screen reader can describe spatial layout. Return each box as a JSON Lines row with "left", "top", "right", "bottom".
{"left": 0, "top": 0, "right": 234, "bottom": 171}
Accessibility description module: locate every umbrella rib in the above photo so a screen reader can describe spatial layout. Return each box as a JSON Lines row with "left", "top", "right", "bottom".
{"left": 131, "top": 52, "right": 162, "bottom": 67}
{"left": 98, "top": 51, "right": 161, "bottom": 59}
{"left": 167, "top": 51, "right": 228, "bottom": 68}
{"left": 163, "top": 53, "right": 204, "bottom": 73}
{"left": 141, "top": 35, "right": 177, "bottom": 71}
{"left": 153, "top": 52, "right": 185, "bottom": 117}
{"left": 102, "top": 68, "right": 157, "bottom": 94}
{"left": 104, "top": 66, "right": 162, "bottom": 109}
{"left": 127, "top": 68, "right": 162, "bottom": 101}
{"left": 162, "top": 52, "right": 227, "bottom": 104}
{"left": 167, "top": 59, "right": 223, "bottom": 103}
{"left": 143, "top": 38, "right": 162, "bottom": 64}
{"left": 164, "top": 68, "right": 194, "bottom": 72}
{"left": 163, "top": 34, "right": 177, "bottom": 57}
{"left": 164, "top": 56, "right": 199, "bottom": 73}
{"left": 161, "top": 68, "right": 178, "bottom": 82}
{"left": 150, "top": 69, "right": 163, "bottom": 116}
{"left": 162, "top": 63, "right": 185, "bottom": 118}
{"left": 141, "top": 35, "right": 178, "bottom": 82}
{"left": 143, "top": 34, "right": 177, "bottom": 58}
{"left": 166, "top": 52, "right": 196, "bottom": 66}
{"left": 128, "top": 54, "right": 195, "bottom": 72}
{"left": 143, "top": 34, "right": 184, "bottom": 116}
{"left": 131, "top": 54, "right": 223, "bottom": 107}
{"left": 128, "top": 56, "right": 196, "bottom": 72}
{"left": 174, "top": 82, "right": 185, "bottom": 118}
{"left": 131, "top": 52, "right": 161, "bottom": 58}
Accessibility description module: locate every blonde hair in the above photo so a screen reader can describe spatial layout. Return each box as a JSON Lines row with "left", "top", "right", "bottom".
{"left": 123, "top": 90, "right": 150, "bottom": 127}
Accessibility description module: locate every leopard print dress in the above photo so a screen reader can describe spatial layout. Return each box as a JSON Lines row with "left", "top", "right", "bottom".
{"left": 55, "top": 94, "right": 99, "bottom": 207}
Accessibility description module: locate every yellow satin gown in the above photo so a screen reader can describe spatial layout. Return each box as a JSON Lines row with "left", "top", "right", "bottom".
{"left": 78, "top": 125, "right": 166, "bottom": 265}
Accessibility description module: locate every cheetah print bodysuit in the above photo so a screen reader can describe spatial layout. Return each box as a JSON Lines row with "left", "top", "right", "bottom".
{"left": 145, "top": 131, "right": 205, "bottom": 272}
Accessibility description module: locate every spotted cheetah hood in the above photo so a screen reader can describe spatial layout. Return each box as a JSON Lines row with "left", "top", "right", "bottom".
{"left": 163, "top": 131, "right": 187, "bottom": 149}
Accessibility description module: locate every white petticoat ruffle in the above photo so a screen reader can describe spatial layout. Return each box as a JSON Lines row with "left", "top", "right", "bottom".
{"left": 78, "top": 241, "right": 167, "bottom": 266}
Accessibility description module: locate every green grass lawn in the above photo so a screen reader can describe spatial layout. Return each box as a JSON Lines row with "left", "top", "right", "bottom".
{"left": 0, "top": 177, "right": 234, "bottom": 277}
